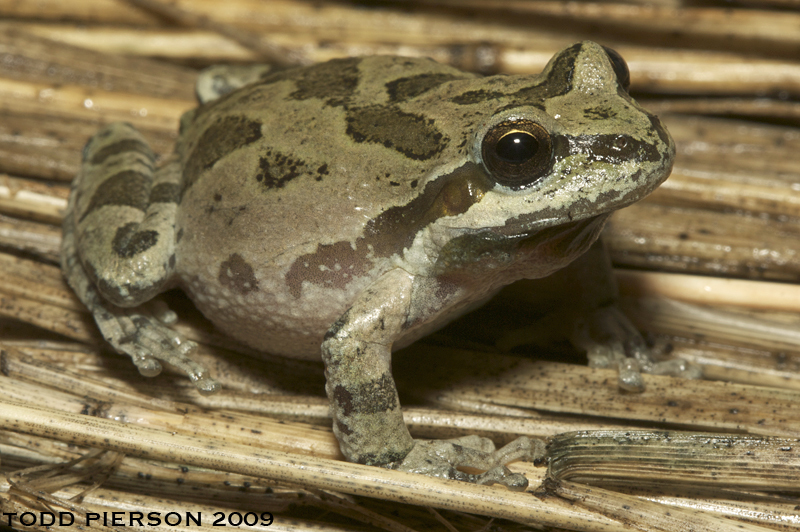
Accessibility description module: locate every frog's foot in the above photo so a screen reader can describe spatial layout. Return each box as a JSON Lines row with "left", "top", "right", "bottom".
{"left": 571, "top": 305, "right": 702, "bottom": 392}
{"left": 391, "top": 436, "right": 545, "bottom": 491}
{"left": 93, "top": 301, "right": 220, "bottom": 395}
{"left": 61, "top": 212, "right": 219, "bottom": 395}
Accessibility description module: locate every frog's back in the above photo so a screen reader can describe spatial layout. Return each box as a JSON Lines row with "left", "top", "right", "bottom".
{"left": 174, "top": 56, "right": 480, "bottom": 356}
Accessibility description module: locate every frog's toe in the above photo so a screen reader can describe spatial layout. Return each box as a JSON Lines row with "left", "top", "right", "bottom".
{"left": 614, "top": 354, "right": 702, "bottom": 392}
{"left": 617, "top": 357, "right": 646, "bottom": 392}
{"left": 573, "top": 305, "right": 702, "bottom": 391}
{"left": 131, "top": 351, "right": 163, "bottom": 377}
{"left": 392, "top": 436, "right": 544, "bottom": 491}
{"left": 474, "top": 466, "right": 530, "bottom": 491}
{"left": 93, "top": 301, "right": 220, "bottom": 394}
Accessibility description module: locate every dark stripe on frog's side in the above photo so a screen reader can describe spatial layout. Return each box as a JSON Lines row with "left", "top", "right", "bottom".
{"left": 332, "top": 374, "right": 398, "bottom": 417}
{"left": 218, "top": 253, "right": 259, "bottom": 294}
{"left": 345, "top": 105, "right": 449, "bottom": 161}
{"left": 79, "top": 169, "right": 151, "bottom": 223}
{"left": 449, "top": 43, "right": 582, "bottom": 107}
{"left": 111, "top": 222, "right": 159, "bottom": 258}
{"left": 181, "top": 115, "right": 263, "bottom": 196}
{"left": 385, "top": 72, "right": 462, "bottom": 103}
{"left": 285, "top": 163, "right": 491, "bottom": 298}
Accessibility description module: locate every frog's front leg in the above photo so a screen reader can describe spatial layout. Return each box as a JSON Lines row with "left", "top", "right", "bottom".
{"left": 322, "top": 269, "right": 543, "bottom": 490}
{"left": 566, "top": 239, "right": 702, "bottom": 391}
{"left": 62, "top": 122, "right": 218, "bottom": 393}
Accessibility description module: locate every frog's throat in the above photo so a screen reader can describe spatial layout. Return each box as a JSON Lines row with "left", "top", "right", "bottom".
{"left": 431, "top": 213, "right": 608, "bottom": 278}
{"left": 517, "top": 213, "right": 609, "bottom": 258}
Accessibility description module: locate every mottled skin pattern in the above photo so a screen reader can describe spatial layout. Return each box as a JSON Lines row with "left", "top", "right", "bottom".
{"left": 62, "top": 42, "right": 677, "bottom": 488}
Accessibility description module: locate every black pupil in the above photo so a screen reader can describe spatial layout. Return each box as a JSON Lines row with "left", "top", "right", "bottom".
{"left": 495, "top": 132, "right": 538, "bottom": 164}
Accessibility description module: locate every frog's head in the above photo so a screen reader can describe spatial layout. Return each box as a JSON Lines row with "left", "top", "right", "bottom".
{"left": 423, "top": 41, "right": 674, "bottom": 273}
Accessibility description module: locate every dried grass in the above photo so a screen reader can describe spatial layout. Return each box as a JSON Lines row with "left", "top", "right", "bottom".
{"left": 1, "top": 1, "right": 800, "bottom": 530}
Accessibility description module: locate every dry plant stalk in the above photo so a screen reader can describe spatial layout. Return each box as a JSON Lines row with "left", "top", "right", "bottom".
{"left": 548, "top": 431, "right": 800, "bottom": 490}
{"left": 121, "top": 0, "right": 309, "bottom": 67}
{"left": 1, "top": 0, "right": 800, "bottom": 530}
{"left": 0, "top": 400, "right": 611, "bottom": 531}
{"left": 544, "top": 480, "right": 781, "bottom": 532}
{"left": 7, "top": 4, "right": 800, "bottom": 97}
{"left": 407, "top": 346, "right": 800, "bottom": 437}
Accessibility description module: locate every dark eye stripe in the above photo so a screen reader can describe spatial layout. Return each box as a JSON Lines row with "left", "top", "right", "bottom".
{"left": 554, "top": 134, "right": 664, "bottom": 165}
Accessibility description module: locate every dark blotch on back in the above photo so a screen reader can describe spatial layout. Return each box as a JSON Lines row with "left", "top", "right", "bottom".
{"left": 256, "top": 149, "right": 307, "bottom": 189}
{"left": 451, "top": 89, "right": 505, "bottom": 105}
{"left": 316, "top": 163, "right": 329, "bottom": 182}
{"left": 386, "top": 72, "right": 460, "bottom": 102}
{"left": 286, "top": 241, "right": 366, "bottom": 298}
{"left": 112, "top": 222, "right": 158, "bottom": 258}
{"left": 345, "top": 105, "right": 448, "bottom": 161}
{"left": 183, "top": 115, "right": 263, "bottom": 193}
{"left": 515, "top": 42, "right": 581, "bottom": 100}
{"left": 218, "top": 253, "right": 259, "bottom": 294}
{"left": 501, "top": 43, "right": 582, "bottom": 107}
{"left": 79, "top": 170, "right": 151, "bottom": 222}
{"left": 289, "top": 57, "right": 361, "bottom": 107}
{"left": 583, "top": 106, "right": 617, "bottom": 120}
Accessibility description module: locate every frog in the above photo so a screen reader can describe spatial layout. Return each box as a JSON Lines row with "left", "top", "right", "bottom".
{"left": 61, "top": 41, "right": 694, "bottom": 490}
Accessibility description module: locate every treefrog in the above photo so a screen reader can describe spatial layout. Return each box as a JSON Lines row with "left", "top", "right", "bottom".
{"left": 62, "top": 41, "right": 690, "bottom": 490}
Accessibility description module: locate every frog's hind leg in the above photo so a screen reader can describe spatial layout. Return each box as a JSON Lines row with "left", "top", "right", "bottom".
{"left": 62, "top": 122, "right": 219, "bottom": 393}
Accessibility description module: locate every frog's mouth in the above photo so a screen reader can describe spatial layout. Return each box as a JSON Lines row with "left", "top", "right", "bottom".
{"left": 516, "top": 213, "right": 610, "bottom": 259}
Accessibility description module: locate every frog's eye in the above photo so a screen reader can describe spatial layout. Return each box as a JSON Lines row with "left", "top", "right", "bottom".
{"left": 481, "top": 119, "right": 553, "bottom": 189}
{"left": 602, "top": 46, "right": 630, "bottom": 92}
